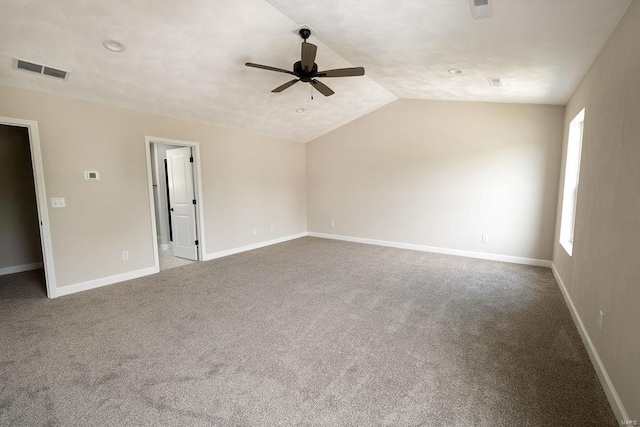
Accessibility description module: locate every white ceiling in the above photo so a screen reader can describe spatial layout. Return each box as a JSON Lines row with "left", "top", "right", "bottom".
{"left": 0, "top": 0, "right": 632, "bottom": 142}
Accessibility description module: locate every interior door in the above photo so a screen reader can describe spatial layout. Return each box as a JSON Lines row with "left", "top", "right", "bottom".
{"left": 166, "top": 147, "right": 198, "bottom": 260}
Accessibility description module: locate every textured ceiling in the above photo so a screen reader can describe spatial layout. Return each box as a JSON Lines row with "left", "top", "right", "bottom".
{"left": 0, "top": 0, "right": 632, "bottom": 142}
{"left": 267, "top": 0, "right": 632, "bottom": 105}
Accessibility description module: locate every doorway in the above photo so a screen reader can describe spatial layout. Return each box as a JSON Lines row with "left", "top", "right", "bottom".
{"left": 0, "top": 117, "right": 56, "bottom": 298}
{"left": 145, "top": 137, "right": 206, "bottom": 271}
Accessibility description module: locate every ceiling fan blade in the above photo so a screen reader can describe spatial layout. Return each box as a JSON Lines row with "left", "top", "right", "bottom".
{"left": 271, "top": 79, "right": 300, "bottom": 93}
{"left": 301, "top": 42, "right": 317, "bottom": 71}
{"left": 316, "top": 67, "right": 365, "bottom": 78}
{"left": 245, "top": 62, "right": 295, "bottom": 75}
{"left": 310, "top": 79, "right": 335, "bottom": 97}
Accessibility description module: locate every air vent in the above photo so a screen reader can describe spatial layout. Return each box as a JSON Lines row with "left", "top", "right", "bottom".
{"left": 469, "top": 0, "right": 493, "bottom": 19}
{"left": 13, "top": 58, "right": 69, "bottom": 80}
{"left": 487, "top": 77, "right": 503, "bottom": 88}
{"left": 16, "top": 60, "right": 43, "bottom": 74}
{"left": 43, "top": 67, "right": 67, "bottom": 79}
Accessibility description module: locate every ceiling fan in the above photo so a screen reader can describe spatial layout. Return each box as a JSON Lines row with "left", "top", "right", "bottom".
{"left": 245, "top": 28, "right": 365, "bottom": 97}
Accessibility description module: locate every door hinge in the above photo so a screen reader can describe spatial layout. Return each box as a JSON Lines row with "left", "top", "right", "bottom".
{"left": 195, "top": 240, "right": 199, "bottom": 246}
{"left": 192, "top": 199, "right": 196, "bottom": 205}
{"left": 190, "top": 156, "right": 194, "bottom": 163}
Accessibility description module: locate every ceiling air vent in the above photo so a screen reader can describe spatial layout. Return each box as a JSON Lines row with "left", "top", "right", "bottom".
{"left": 13, "top": 58, "right": 69, "bottom": 80}
{"left": 469, "top": 0, "right": 493, "bottom": 19}
{"left": 487, "top": 77, "right": 503, "bottom": 88}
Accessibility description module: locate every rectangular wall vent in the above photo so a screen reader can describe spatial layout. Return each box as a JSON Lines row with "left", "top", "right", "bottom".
{"left": 469, "top": 0, "right": 493, "bottom": 19}
{"left": 487, "top": 77, "right": 503, "bottom": 88}
{"left": 43, "top": 66, "right": 68, "bottom": 79}
{"left": 17, "top": 60, "right": 43, "bottom": 74}
{"left": 13, "top": 58, "right": 69, "bottom": 80}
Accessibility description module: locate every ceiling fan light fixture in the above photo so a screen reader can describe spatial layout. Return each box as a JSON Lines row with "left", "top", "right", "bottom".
{"left": 103, "top": 40, "right": 126, "bottom": 53}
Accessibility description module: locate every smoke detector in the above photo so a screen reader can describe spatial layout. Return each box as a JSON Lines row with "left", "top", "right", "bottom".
{"left": 469, "top": 0, "right": 494, "bottom": 19}
{"left": 12, "top": 58, "right": 69, "bottom": 80}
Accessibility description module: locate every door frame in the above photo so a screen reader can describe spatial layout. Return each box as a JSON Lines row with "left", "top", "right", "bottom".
{"left": 144, "top": 136, "right": 206, "bottom": 269}
{"left": 0, "top": 116, "right": 57, "bottom": 298}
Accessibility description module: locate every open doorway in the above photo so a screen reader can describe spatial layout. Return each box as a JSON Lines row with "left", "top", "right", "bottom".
{"left": 145, "top": 137, "right": 206, "bottom": 271}
{"left": 0, "top": 118, "right": 56, "bottom": 298}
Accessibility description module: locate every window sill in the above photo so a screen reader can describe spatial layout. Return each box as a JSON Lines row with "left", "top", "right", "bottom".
{"left": 560, "top": 240, "right": 573, "bottom": 257}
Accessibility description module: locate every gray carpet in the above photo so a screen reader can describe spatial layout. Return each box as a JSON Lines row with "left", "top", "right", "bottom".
{"left": 0, "top": 237, "right": 615, "bottom": 426}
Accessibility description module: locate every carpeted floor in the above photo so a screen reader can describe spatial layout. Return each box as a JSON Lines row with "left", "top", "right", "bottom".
{"left": 0, "top": 237, "right": 615, "bottom": 426}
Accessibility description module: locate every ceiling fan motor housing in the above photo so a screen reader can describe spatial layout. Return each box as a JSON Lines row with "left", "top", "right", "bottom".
{"left": 294, "top": 61, "right": 318, "bottom": 82}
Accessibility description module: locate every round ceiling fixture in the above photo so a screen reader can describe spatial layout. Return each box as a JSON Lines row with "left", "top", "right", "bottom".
{"left": 296, "top": 108, "right": 306, "bottom": 113}
{"left": 103, "top": 40, "right": 126, "bottom": 53}
{"left": 448, "top": 68, "right": 462, "bottom": 74}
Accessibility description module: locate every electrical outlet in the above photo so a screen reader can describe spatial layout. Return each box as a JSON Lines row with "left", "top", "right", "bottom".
{"left": 270, "top": 225, "right": 274, "bottom": 232}
{"left": 482, "top": 235, "right": 489, "bottom": 243}
{"left": 598, "top": 311, "right": 604, "bottom": 331}
{"left": 51, "top": 197, "right": 66, "bottom": 208}
{"left": 252, "top": 229, "right": 257, "bottom": 236}
{"left": 122, "top": 251, "right": 129, "bottom": 260}
{"left": 330, "top": 221, "right": 335, "bottom": 228}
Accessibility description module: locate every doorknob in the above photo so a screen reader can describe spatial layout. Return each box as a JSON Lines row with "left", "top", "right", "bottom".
{"left": 170, "top": 208, "right": 174, "bottom": 211}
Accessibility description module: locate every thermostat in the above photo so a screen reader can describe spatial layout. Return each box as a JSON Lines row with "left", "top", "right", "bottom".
{"left": 84, "top": 171, "right": 100, "bottom": 180}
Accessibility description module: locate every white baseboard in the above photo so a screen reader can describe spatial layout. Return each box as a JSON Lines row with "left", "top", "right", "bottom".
{"left": 55, "top": 266, "right": 159, "bottom": 297}
{"left": 204, "top": 232, "right": 308, "bottom": 261}
{"left": 308, "top": 232, "right": 551, "bottom": 267}
{"left": 0, "top": 262, "right": 44, "bottom": 276}
{"left": 551, "top": 264, "right": 628, "bottom": 422}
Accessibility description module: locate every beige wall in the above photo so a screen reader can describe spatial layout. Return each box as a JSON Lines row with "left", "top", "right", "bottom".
{"left": 0, "top": 86, "right": 306, "bottom": 288}
{"left": 0, "top": 125, "right": 42, "bottom": 270}
{"left": 307, "top": 99, "right": 564, "bottom": 261}
{"left": 553, "top": 0, "right": 639, "bottom": 418}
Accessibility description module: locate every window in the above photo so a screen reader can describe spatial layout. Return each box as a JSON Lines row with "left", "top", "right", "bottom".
{"left": 559, "top": 108, "right": 585, "bottom": 256}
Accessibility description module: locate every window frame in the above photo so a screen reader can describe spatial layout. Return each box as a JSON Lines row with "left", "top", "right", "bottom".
{"left": 559, "top": 108, "right": 585, "bottom": 256}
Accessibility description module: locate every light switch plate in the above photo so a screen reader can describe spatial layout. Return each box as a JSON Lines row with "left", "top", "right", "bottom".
{"left": 51, "top": 197, "right": 66, "bottom": 208}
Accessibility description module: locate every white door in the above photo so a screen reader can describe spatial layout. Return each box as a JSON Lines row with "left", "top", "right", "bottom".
{"left": 166, "top": 147, "right": 198, "bottom": 260}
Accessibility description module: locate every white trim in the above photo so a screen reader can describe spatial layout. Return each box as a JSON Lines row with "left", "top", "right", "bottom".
{"left": 551, "top": 263, "right": 628, "bottom": 422}
{"left": 308, "top": 232, "right": 552, "bottom": 267}
{"left": 145, "top": 136, "right": 207, "bottom": 271}
{"left": 0, "top": 116, "right": 57, "bottom": 298}
{"left": 144, "top": 137, "right": 161, "bottom": 272}
{"left": 0, "top": 262, "right": 44, "bottom": 276}
{"left": 55, "top": 266, "right": 159, "bottom": 297}
{"left": 203, "top": 232, "right": 308, "bottom": 261}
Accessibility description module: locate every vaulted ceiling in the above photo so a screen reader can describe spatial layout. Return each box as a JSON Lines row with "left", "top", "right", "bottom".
{"left": 0, "top": 0, "right": 632, "bottom": 142}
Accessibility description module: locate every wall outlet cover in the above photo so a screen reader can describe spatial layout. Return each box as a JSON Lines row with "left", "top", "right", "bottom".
{"left": 51, "top": 197, "right": 66, "bottom": 208}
